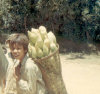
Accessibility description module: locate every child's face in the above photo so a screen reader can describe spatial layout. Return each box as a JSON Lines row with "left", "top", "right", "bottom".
{"left": 9, "top": 43, "right": 27, "bottom": 62}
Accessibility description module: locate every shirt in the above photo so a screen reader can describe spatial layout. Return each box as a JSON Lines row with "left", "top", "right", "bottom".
{"left": 5, "top": 52, "right": 47, "bottom": 94}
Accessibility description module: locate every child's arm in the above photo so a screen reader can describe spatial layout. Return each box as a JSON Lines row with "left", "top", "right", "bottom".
{"left": 17, "top": 60, "right": 46, "bottom": 94}
{"left": 0, "top": 44, "right": 8, "bottom": 80}
{"left": 17, "top": 62, "right": 37, "bottom": 94}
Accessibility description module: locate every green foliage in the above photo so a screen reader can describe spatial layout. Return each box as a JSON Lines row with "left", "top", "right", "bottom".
{"left": 0, "top": 0, "right": 99, "bottom": 42}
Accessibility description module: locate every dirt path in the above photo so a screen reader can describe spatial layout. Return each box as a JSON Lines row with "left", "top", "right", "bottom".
{"left": 60, "top": 53, "right": 100, "bottom": 94}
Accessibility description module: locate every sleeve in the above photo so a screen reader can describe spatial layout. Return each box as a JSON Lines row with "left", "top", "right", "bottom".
{"left": 17, "top": 59, "right": 47, "bottom": 94}
{"left": 0, "top": 44, "right": 8, "bottom": 82}
{"left": 36, "top": 67, "right": 47, "bottom": 94}
{"left": 0, "top": 58, "right": 4, "bottom": 84}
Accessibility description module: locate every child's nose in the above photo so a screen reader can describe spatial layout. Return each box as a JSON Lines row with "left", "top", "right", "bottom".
{"left": 13, "top": 49, "right": 18, "bottom": 53}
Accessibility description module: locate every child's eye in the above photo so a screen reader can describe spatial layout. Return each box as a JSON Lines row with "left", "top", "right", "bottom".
{"left": 17, "top": 47, "right": 23, "bottom": 50}
{"left": 17, "top": 48, "right": 21, "bottom": 50}
{"left": 11, "top": 47, "right": 14, "bottom": 50}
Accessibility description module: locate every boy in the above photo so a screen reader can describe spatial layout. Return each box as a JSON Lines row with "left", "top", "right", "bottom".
{"left": 4, "top": 33, "right": 47, "bottom": 94}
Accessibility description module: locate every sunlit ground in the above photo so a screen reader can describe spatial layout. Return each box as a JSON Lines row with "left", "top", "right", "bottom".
{"left": 60, "top": 52, "right": 100, "bottom": 94}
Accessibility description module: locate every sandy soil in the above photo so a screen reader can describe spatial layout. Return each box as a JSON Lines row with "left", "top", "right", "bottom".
{"left": 60, "top": 53, "right": 100, "bottom": 94}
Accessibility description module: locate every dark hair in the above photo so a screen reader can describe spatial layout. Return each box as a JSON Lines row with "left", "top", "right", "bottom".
{"left": 6, "top": 33, "right": 29, "bottom": 50}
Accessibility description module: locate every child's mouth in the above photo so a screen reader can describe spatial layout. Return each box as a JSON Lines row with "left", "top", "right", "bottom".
{"left": 13, "top": 54, "right": 19, "bottom": 58}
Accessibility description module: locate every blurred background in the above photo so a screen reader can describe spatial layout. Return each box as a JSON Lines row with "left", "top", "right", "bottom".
{"left": 0, "top": 0, "right": 100, "bottom": 54}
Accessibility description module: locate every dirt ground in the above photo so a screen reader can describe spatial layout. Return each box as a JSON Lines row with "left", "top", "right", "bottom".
{"left": 60, "top": 52, "right": 100, "bottom": 94}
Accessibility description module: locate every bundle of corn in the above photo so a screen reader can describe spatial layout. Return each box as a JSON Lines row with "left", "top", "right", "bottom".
{"left": 27, "top": 26, "right": 67, "bottom": 94}
{"left": 28, "top": 26, "right": 58, "bottom": 59}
